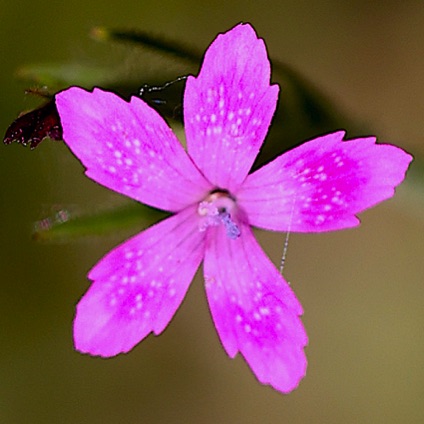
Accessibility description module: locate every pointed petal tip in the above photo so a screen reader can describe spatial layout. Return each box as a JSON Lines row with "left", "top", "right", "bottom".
{"left": 227, "top": 22, "right": 258, "bottom": 38}
{"left": 73, "top": 326, "right": 138, "bottom": 357}
{"left": 239, "top": 130, "right": 412, "bottom": 233}
{"left": 73, "top": 340, "right": 132, "bottom": 358}
{"left": 73, "top": 209, "right": 204, "bottom": 360}
{"left": 241, "top": 345, "right": 308, "bottom": 394}
{"left": 204, "top": 223, "right": 307, "bottom": 394}
{"left": 72, "top": 298, "right": 140, "bottom": 358}
{"left": 184, "top": 23, "right": 278, "bottom": 191}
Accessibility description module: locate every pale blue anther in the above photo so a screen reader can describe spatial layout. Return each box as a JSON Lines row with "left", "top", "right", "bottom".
{"left": 219, "top": 211, "right": 241, "bottom": 239}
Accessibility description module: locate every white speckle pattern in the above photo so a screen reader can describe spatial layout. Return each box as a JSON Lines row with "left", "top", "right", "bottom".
{"left": 204, "top": 221, "right": 307, "bottom": 393}
{"left": 237, "top": 131, "right": 398, "bottom": 232}
{"left": 56, "top": 25, "right": 413, "bottom": 395}
{"left": 183, "top": 25, "right": 279, "bottom": 192}
{"left": 56, "top": 87, "right": 212, "bottom": 213}
{"left": 73, "top": 206, "right": 205, "bottom": 356}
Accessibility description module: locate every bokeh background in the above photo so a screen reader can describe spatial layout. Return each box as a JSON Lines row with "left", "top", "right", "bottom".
{"left": 1, "top": 1, "right": 423, "bottom": 423}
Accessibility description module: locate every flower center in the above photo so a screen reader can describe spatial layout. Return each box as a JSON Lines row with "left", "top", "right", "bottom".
{"left": 197, "top": 190, "right": 240, "bottom": 239}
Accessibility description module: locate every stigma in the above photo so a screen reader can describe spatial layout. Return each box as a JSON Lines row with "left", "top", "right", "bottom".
{"left": 198, "top": 191, "right": 241, "bottom": 239}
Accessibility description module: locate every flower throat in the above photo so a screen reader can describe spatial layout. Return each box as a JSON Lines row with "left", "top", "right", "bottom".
{"left": 197, "top": 190, "right": 241, "bottom": 239}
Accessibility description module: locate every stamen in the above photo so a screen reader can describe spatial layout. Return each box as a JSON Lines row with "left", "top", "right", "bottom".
{"left": 197, "top": 191, "right": 240, "bottom": 239}
{"left": 219, "top": 211, "right": 240, "bottom": 239}
{"left": 198, "top": 201, "right": 220, "bottom": 232}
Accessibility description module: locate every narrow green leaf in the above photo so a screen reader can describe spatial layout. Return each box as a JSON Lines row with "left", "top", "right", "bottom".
{"left": 33, "top": 202, "right": 167, "bottom": 241}
{"left": 91, "top": 27, "right": 202, "bottom": 64}
{"left": 16, "top": 63, "right": 117, "bottom": 89}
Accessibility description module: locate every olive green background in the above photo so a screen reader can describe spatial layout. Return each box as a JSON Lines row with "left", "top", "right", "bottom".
{"left": 1, "top": 1, "right": 423, "bottom": 423}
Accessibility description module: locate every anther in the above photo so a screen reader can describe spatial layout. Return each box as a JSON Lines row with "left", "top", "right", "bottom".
{"left": 197, "top": 191, "right": 240, "bottom": 239}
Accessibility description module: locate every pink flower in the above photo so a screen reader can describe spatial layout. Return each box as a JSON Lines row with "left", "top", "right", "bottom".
{"left": 56, "top": 23, "right": 412, "bottom": 393}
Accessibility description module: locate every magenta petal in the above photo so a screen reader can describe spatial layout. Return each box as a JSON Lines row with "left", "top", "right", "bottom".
{"left": 56, "top": 87, "right": 212, "bottom": 212}
{"left": 204, "top": 223, "right": 307, "bottom": 393}
{"left": 73, "top": 207, "right": 204, "bottom": 357}
{"left": 237, "top": 131, "right": 413, "bottom": 232}
{"left": 184, "top": 23, "right": 279, "bottom": 192}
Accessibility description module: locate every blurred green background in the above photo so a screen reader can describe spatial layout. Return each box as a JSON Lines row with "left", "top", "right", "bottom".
{"left": 1, "top": 1, "right": 423, "bottom": 423}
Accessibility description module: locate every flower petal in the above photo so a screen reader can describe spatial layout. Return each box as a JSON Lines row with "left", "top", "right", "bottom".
{"left": 56, "top": 87, "right": 212, "bottom": 212}
{"left": 204, "top": 223, "right": 307, "bottom": 393}
{"left": 237, "top": 131, "right": 413, "bottom": 232}
{"left": 184, "top": 23, "right": 279, "bottom": 192}
{"left": 74, "top": 206, "right": 204, "bottom": 357}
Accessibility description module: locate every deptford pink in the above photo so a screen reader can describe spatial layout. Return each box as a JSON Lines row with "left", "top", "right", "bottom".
{"left": 56, "top": 23, "right": 412, "bottom": 393}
